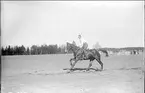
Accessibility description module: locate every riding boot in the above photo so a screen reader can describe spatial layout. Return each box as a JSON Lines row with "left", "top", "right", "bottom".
{"left": 83, "top": 50, "right": 87, "bottom": 59}
{"left": 84, "top": 54, "right": 87, "bottom": 59}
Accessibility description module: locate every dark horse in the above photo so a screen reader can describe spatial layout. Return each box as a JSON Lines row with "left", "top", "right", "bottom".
{"left": 66, "top": 42, "right": 103, "bottom": 71}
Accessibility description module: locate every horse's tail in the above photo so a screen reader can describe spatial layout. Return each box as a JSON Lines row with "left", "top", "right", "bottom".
{"left": 98, "top": 49, "right": 109, "bottom": 57}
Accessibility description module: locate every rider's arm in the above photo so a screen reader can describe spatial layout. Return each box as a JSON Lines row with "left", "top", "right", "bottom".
{"left": 79, "top": 39, "right": 83, "bottom": 48}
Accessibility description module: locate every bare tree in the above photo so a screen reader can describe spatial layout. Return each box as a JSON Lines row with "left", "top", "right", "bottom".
{"left": 93, "top": 42, "right": 101, "bottom": 49}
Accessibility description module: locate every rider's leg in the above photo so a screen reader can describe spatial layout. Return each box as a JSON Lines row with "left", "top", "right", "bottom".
{"left": 83, "top": 43, "right": 88, "bottom": 59}
{"left": 84, "top": 49, "right": 87, "bottom": 59}
{"left": 80, "top": 49, "right": 84, "bottom": 60}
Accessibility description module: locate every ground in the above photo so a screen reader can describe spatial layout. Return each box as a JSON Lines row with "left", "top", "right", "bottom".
{"left": 1, "top": 54, "right": 144, "bottom": 93}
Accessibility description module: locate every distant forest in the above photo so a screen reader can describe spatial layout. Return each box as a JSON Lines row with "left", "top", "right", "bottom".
{"left": 101, "top": 47, "right": 144, "bottom": 52}
{"left": 1, "top": 44, "right": 67, "bottom": 56}
{"left": 1, "top": 44, "right": 144, "bottom": 56}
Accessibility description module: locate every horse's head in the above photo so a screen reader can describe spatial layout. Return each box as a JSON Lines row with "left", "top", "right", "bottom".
{"left": 66, "top": 42, "right": 73, "bottom": 52}
{"left": 66, "top": 42, "right": 78, "bottom": 52}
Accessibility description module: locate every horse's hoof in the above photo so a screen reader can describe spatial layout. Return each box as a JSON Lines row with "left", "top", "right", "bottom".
{"left": 67, "top": 71, "right": 72, "bottom": 73}
{"left": 99, "top": 69, "right": 103, "bottom": 71}
{"left": 66, "top": 71, "right": 70, "bottom": 73}
{"left": 86, "top": 69, "right": 90, "bottom": 72}
{"left": 67, "top": 69, "right": 73, "bottom": 73}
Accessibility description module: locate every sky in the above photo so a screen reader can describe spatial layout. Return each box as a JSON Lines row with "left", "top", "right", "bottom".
{"left": 1, "top": 1, "right": 144, "bottom": 48}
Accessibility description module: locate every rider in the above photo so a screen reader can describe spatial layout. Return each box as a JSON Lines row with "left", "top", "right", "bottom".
{"left": 78, "top": 34, "right": 88, "bottom": 59}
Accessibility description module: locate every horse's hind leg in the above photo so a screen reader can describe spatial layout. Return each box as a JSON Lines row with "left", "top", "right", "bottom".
{"left": 87, "top": 61, "right": 93, "bottom": 71}
{"left": 96, "top": 58, "right": 103, "bottom": 70}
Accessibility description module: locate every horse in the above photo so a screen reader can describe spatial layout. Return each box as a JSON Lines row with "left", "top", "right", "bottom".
{"left": 66, "top": 42, "right": 103, "bottom": 71}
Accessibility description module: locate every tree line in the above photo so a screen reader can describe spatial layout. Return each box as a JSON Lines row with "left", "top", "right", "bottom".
{"left": 101, "top": 47, "right": 144, "bottom": 53}
{"left": 1, "top": 44, "right": 144, "bottom": 56}
{"left": 1, "top": 44, "right": 68, "bottom": 56}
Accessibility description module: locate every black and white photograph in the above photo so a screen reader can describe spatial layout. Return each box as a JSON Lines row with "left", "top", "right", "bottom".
{"left": 1, "top": 1, "right": 144, "bottom": 93}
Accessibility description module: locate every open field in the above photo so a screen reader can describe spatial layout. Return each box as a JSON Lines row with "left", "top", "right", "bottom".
{"left": 1, "top": 54, "right": 144, "bottom": 93}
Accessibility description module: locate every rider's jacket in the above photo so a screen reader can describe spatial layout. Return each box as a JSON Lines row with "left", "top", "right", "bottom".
{"left": 78, "top": 37, "right": 87, "bottom": 48}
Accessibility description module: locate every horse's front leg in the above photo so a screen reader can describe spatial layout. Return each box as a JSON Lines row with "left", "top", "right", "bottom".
{"left": 67, "top": 58, "right": 75, "bottom": 73}
{"left": 70, "top": 58, "right": 79, "bottom": 71}
{"left": 70, "top": 58, "right": 74, "bottom": 67}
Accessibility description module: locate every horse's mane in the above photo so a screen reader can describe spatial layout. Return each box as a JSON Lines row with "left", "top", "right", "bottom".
{"left": 67, "top": 42, "right": 80, "bottom": 57}
{"left": 67, "top": 42, "right": 79, "bottom": 49}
